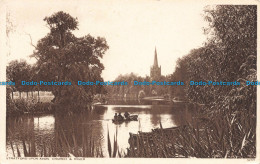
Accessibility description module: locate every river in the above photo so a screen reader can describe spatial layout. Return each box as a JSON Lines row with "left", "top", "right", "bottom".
{"left": 6, "top": 101, "right": 196, "bottom": 157}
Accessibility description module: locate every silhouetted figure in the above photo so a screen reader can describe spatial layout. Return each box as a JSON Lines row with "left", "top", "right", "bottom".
{"left": 114, "top": 113, "right": 118, "bottom": 121}
{"left": 118, "top": 112, "right": 124, "bottom": 121}
{"left": 124, "top": 112, "right": 130, "bottom": 119}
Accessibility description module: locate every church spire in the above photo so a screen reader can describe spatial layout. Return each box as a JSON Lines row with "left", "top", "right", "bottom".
{"left": 154, "top": 47, "right": 158, "bottom": 67}
{"left": 150, "top": 46, "right": 161, "bottom": 80}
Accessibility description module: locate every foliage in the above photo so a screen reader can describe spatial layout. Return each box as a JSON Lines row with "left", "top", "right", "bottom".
{"left": 106, "top": 73, "right": 171, "bottom": 99}
{"left": 31, "top": 11, "right": 109, "bottom": 111}
{"left": 127, "top": 114, "right": 255, "bottom": 158}
{"left": 170, "top": 5, "right": 256, "bottom": 158}
{"left": 8, "top": 115, "right": 104, "bottom": 157}
{"left": 7, "top": 60, "right": 32, "bottom": 94}
{"left": 6, "top": 99, "right": 54, "bottom": 116}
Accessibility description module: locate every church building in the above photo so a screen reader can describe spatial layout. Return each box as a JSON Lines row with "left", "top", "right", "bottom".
{"left": 150, "top": 47, "right": 161, "bottom": 80}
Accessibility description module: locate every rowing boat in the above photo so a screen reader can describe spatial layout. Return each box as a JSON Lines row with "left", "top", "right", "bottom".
{"left": 112, "top": 115, "right": 138, "bottom": 123}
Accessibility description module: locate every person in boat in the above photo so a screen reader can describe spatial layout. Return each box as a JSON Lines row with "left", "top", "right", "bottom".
{"left": 114, "top": 113, "right": 118, "bottom": 121}
{"left": 124, "top": 111, "right": 130, "bottom": 119}
{"left": 118, "top": 112, "right": 124, "bottom": 121}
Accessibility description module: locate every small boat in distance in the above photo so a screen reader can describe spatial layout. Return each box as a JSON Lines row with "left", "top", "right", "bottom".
{"left": 112, "top": 115, "right": 138, "bottom": 123}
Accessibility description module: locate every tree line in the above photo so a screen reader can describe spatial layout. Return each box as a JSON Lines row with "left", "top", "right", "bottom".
{"left": 7, "top": 6, "right": 257, "bottom": 116}
{"left": 105, "top": 73, "right": 172, "bottom": 99}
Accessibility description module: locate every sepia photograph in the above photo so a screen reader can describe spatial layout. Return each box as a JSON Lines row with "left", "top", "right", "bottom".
{"left": 0, "top": 0, "right": 259, "bottom": 163}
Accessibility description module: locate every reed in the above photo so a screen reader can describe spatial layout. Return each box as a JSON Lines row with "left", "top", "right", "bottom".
{"left": 9, "top": 119, "right": 105, "bottom": 157}
{"left": 107, "top": 126, "right": 124, "bottom": 158}
{"left": 126, "top": 109, "right": 256, "bottom": 158}
{"left": 7, "top": 99, "right": 54, "bottom": 116}
{"left": 7, "top": 105, "right": 255, "bottom": 158}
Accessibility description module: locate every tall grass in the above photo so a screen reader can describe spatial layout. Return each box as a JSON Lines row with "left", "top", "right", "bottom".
{"left": 7, "top": 104, "right": 255, "bottom": 158}
{"left": 8, "top": 115, "right": 124, "bottom": 158}
{"left": 7, "top": 99, "right": 54, "bottom": 116}
{"left": 9, "top": 128, "right": 104, "bottom": 157}
{"left": 107, "top": 126, "right": 124, "bottom": 157}
{"left": 126, "top": 109, "right": 255, "bottom": 158}
{"left": 9, "top": 126, "right": 125, "bottom": 158}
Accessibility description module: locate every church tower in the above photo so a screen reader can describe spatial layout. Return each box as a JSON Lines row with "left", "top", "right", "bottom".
{"left": 150, "top": 47, "right": 161, "bottom": 80}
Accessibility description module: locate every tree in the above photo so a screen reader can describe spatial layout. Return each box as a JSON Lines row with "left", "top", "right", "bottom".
{"left": 7, "top": 60, "right": 31, "bottom": 99}
{"left": 172, "top": 6, "right": 256, "bottom": 106}
{"left": 32, "top": 11, "right": 109, "bottom": 111}
{"left": 188, "top": 5, "right": 257, "bottom": 106}
{"left": 170, "top": 5, "right": 256, "bottom": 157}
{"left": 204, "top": 5, "right": 256, "bottom": 81}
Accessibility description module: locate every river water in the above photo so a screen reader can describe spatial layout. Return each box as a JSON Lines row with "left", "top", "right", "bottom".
{"left": 6, "top": 101, "right": 196, "bottom": 157}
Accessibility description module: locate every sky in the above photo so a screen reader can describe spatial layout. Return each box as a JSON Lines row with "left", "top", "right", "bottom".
{"left": 6, "top": 0, "right": 209, "bottom": 81}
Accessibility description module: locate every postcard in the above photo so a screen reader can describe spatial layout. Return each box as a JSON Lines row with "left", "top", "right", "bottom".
{"left": 0, "top": 0, "right": 259, "bottom": 164}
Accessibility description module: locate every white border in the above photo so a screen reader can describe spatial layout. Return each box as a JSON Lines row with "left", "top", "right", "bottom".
{"left": 0, "top": 0, "right": 259, "bottom": 164}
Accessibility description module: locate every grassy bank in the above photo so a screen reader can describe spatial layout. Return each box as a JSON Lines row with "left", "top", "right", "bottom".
{"left": 7, "top": 99, "right": 54, "bottom": 116}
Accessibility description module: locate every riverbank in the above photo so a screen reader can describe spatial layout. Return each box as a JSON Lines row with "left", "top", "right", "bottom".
{"left": 6, "top": 100, "right": 255, "bottom": 158}
{"left": 126, "top": 108, "right": 256, "bottom": 158}
{"left": 7, "top": 99, "right": 54, "bottom": 117}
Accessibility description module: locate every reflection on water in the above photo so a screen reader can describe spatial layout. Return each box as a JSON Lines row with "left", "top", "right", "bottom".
{"left": 6, "top": 102, "right": 196, "bottom": 157}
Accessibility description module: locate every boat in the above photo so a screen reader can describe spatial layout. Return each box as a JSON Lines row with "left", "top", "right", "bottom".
{"left": 141, "top": 96, "right": 172, "bottom": 105}
{"left": 172, "top": 97, "right": 189, "bottom": 103}
{"left": 112, "top": 115, "right": 138, "bottom": 123}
